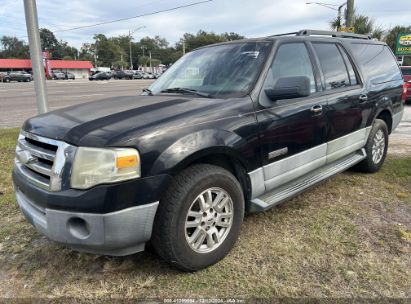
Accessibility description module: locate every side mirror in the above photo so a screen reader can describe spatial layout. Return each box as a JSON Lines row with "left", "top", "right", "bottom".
{"left": 265, "top": 76, "right": 311, "bottom": 101}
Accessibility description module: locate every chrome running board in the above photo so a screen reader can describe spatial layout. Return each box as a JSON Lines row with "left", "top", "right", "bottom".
{"left": 249, "top": 149, "right": 367, "bottom": 213}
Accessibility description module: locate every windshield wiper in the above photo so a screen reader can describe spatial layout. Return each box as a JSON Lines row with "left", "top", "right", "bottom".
{"left": 160, "top": 88, "right": 212, "bottom": 98}
{"left": 142, "top": 88, "right": 153, "bottom": 96}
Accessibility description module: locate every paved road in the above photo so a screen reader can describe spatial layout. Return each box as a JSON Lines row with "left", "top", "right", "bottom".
{"left": 0, "top": 79, "right": 154, "bottom": 128}
{"left": 0, "top": 79, "right": 410, "bottom": 137}
{"left": 392, "top": 102, "right": 411, "bottom": 139}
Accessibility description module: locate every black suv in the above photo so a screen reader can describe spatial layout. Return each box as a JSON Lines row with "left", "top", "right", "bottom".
{"left": 13, "top": 30, "right": 405, "bottom": 271}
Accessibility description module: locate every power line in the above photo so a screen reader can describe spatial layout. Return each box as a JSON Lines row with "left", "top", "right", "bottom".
{"left": 52, "top": 0, "right": 213, "bottom": 33}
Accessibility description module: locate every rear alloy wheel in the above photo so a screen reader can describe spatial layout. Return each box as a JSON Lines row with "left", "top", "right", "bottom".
{"left": 152, "top": 164, "right": 244, "bottom": 271}
{"left": 355, "top": 119, "right": 388, "bottom": 173}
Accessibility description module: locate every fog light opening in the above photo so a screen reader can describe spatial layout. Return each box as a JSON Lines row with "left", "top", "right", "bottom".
{"left": 67, "top": 217, "right": 90, "bottom": 239}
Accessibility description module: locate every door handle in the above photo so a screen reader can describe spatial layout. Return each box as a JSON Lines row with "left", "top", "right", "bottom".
{"left": 310, "top": 105, "right": 323, "bottom": 114}
{"left": 358, "top": 94, "right": 368, "bottom": 103}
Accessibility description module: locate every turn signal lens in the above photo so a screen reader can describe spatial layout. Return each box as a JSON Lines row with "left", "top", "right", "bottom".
{"left": 116, "top": 155, "right": 138, "bottom": 169}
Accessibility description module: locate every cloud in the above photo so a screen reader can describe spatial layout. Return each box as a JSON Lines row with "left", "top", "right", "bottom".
{"left": 0, "top": 0, "right": 409, "bottom": 49}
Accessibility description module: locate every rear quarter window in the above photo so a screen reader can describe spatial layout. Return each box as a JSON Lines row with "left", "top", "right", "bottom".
{"left": 350, "top": 43, "right": 402, "bottom": 86}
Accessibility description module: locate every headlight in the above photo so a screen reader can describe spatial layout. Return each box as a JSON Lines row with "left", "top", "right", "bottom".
{"left": 71, "top": 147, "right": 141, "bottom": 189}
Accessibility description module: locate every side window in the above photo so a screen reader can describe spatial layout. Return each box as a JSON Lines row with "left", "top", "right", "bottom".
{"left": 350, "top": 43, "right": 403, "bottom": 85}
{"left": 267, "top": 43, "right": 317, "bottom": 93}
{"left": 338, "top": 46, "right": 358, "bottom": 85}
{"left": 313, "top": 43, "right": 350, "bottom": 90}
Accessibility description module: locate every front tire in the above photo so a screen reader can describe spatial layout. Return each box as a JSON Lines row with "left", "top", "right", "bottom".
{"left": 355, "top": 119, "right": 388, "bottom": 173}
{"left": 152, "top": 164, "right": 244, "bottom": 271}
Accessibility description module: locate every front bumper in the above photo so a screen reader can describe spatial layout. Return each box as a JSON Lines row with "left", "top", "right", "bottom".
{"left": 16, "top": 187, "right": 158, "bottom": 256}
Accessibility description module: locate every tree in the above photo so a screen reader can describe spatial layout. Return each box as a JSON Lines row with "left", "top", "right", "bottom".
{"left": 221, "top": 32, "right": 245, "bottom": 41}
{"left": 40, "top": 28, "right": 60, "bottom": 58}
{"left": 175, "top": 30, "right": 244, "bottom": 58}
{"left": 0, "top": 36, "right": 29, "bottom": 58}
{"left": 330, "top": 10, "right": 382, "bottom": 39}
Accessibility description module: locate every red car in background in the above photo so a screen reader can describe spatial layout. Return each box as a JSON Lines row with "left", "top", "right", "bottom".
{"left": 400, "top": 66, "right": 411, "bottom": 103}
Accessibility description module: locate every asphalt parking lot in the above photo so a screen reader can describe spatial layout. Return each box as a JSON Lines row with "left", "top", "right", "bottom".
{"left": 0, "top": 79, "right": 154, "bottom": 128}
{"left": 0, "top": 79, "right": 410, "bottom": 140}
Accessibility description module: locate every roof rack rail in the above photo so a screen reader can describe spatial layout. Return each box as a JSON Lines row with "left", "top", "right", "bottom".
{"left": 269, "top": 29, "right": 371, "bottom": 40}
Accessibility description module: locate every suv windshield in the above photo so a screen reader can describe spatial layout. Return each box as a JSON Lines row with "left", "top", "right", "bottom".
{"left": 149, "top": 42, "right": 271, "bottom": 98}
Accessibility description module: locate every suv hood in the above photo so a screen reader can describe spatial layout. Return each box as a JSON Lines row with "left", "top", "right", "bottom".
{"left": 23, "top": 95, "right": 223, "bottom": 146}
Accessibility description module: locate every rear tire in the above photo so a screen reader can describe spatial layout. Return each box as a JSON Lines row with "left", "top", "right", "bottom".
{"left": 152, "top": 164, "right": 244, "bottom": 271}
{"left": 355, "top": 119, "right": 388, "bottom": 173}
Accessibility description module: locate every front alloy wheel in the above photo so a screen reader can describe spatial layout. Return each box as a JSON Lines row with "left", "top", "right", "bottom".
{"left": 185, "top": 187, "right": 234, "bottom": 253}
{"left": 152, "top": 164, "right": 244, "bottom": 271}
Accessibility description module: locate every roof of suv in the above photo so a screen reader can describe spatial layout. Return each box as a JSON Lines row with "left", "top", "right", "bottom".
{"left": 197, "top": 29, "right": 381, "bottom": 49}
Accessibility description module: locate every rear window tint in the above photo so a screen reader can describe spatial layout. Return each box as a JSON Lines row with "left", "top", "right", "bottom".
{"left": 401, "top": 68, "right": 411, "bottom": 75}
{"left": 350, "top": 43, "right": 402, "bottom": 85}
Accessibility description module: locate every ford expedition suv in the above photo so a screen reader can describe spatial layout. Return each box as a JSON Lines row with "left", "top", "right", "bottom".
{"left": 13, "top": 30, "right": 405, "bottom": 271}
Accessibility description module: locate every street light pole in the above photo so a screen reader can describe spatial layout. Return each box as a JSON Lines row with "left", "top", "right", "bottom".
{"left": 337, "top": 2, "right": 347, "bottom": 30}
{"left": 24, "top": 0, "right": 48, "bottom": 114}
{"left": 128, "top": 26, "right": 146, "bottom": 70}
{"left": 306, "top": 1, "right": 347, "bottom": 30}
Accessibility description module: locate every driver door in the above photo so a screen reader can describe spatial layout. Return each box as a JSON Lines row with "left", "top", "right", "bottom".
{"left": 255, "top": 42, "right": 328, "bottom": 192}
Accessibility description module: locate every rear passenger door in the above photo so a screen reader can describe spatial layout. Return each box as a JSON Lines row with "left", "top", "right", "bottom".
{"left": 311, "top": 42, "right": 370, "bottom": 163}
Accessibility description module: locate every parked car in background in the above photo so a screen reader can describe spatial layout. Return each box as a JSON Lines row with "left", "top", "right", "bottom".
{"left": 64, "top": 72, "right": 75, "bottom": 80}
{"left": 0, "top": 72, "right": 11, "bottom": 83}
{"left": 106, "top": 71, "right": 113, "bottom": 79}
{"left": 133, "top": 71, "right": 143, "bottom": 79}
{"left": 401, "top": 66, "right": 411, "bottom": 103}
{"left": 89, "top": 72, "right": 110, "bottom": 81}
{"left": 12, "top": 30, "right": 405, "bottom": 272}
{"left": 113, "top": 70, "right": 126, "bottom": 80}
{"left": 123, "top": 70, "right": 134, "bottom": 80}
{"left": 8, "top": 71, "right": 32, "bottom": 82}
{"left": 51, "top": 71, "right": 66, "bottom": 80}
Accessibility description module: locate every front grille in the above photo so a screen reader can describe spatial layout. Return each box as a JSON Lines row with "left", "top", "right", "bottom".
{"left": 15, "top": 131, "right": 75, "bottom": 191}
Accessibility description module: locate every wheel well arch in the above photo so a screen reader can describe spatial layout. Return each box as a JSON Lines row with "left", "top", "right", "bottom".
{"left": 375, "top": 109, "right": 393, "bottom": 134}
{"left": 172, "top": 150, "right": 252, "bottom": 203}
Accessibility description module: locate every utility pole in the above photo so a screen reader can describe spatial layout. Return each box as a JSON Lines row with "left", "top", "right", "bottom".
{"left": 128, "top": 26, "right": 146, "bottom": 70}
{"left": 182, "top": 40, "right": 186, "bottom": 55}
{"left": 337, "top": 2, "right": 347, "bottom": 30}
{"left": 141, "top": 45, "right": 146, "bottom": 57}
{"left": 129, "top": 30, "right": 132, "bottom": 69}
{"left": 149, "top": 51, "right": 152, "bottom": 73}
{"left": 346, "top": 0, "right": 354, "bottom": 27}
{"left": 24, "top": 0, "right": 48, "bottom": 114}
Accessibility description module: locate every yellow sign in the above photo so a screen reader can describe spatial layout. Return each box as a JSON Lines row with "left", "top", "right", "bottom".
{"left": 339, "top": 27, "right": 355, "bottom": 33}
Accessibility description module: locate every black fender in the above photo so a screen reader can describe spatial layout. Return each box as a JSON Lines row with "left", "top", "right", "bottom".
{"left": 149, "top": 129, "right": 250, "bottom": 176}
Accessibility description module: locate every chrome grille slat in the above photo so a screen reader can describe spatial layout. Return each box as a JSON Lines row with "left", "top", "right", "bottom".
{"left": 25, "top": 160, "right": 52, "bottom": 176}
{"left": 16, "top": 163, "right": 50, "bottom": 189}
{"left": 18, "top": 139, "right": 56, "bottom": 161}
{"left": 15, "top": 132, "right": 75, "bottom": 192}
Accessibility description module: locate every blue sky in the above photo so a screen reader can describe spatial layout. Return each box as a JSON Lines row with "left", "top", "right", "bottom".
{"left": 0, "top": 0, "right": 410, "bottom": 49}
